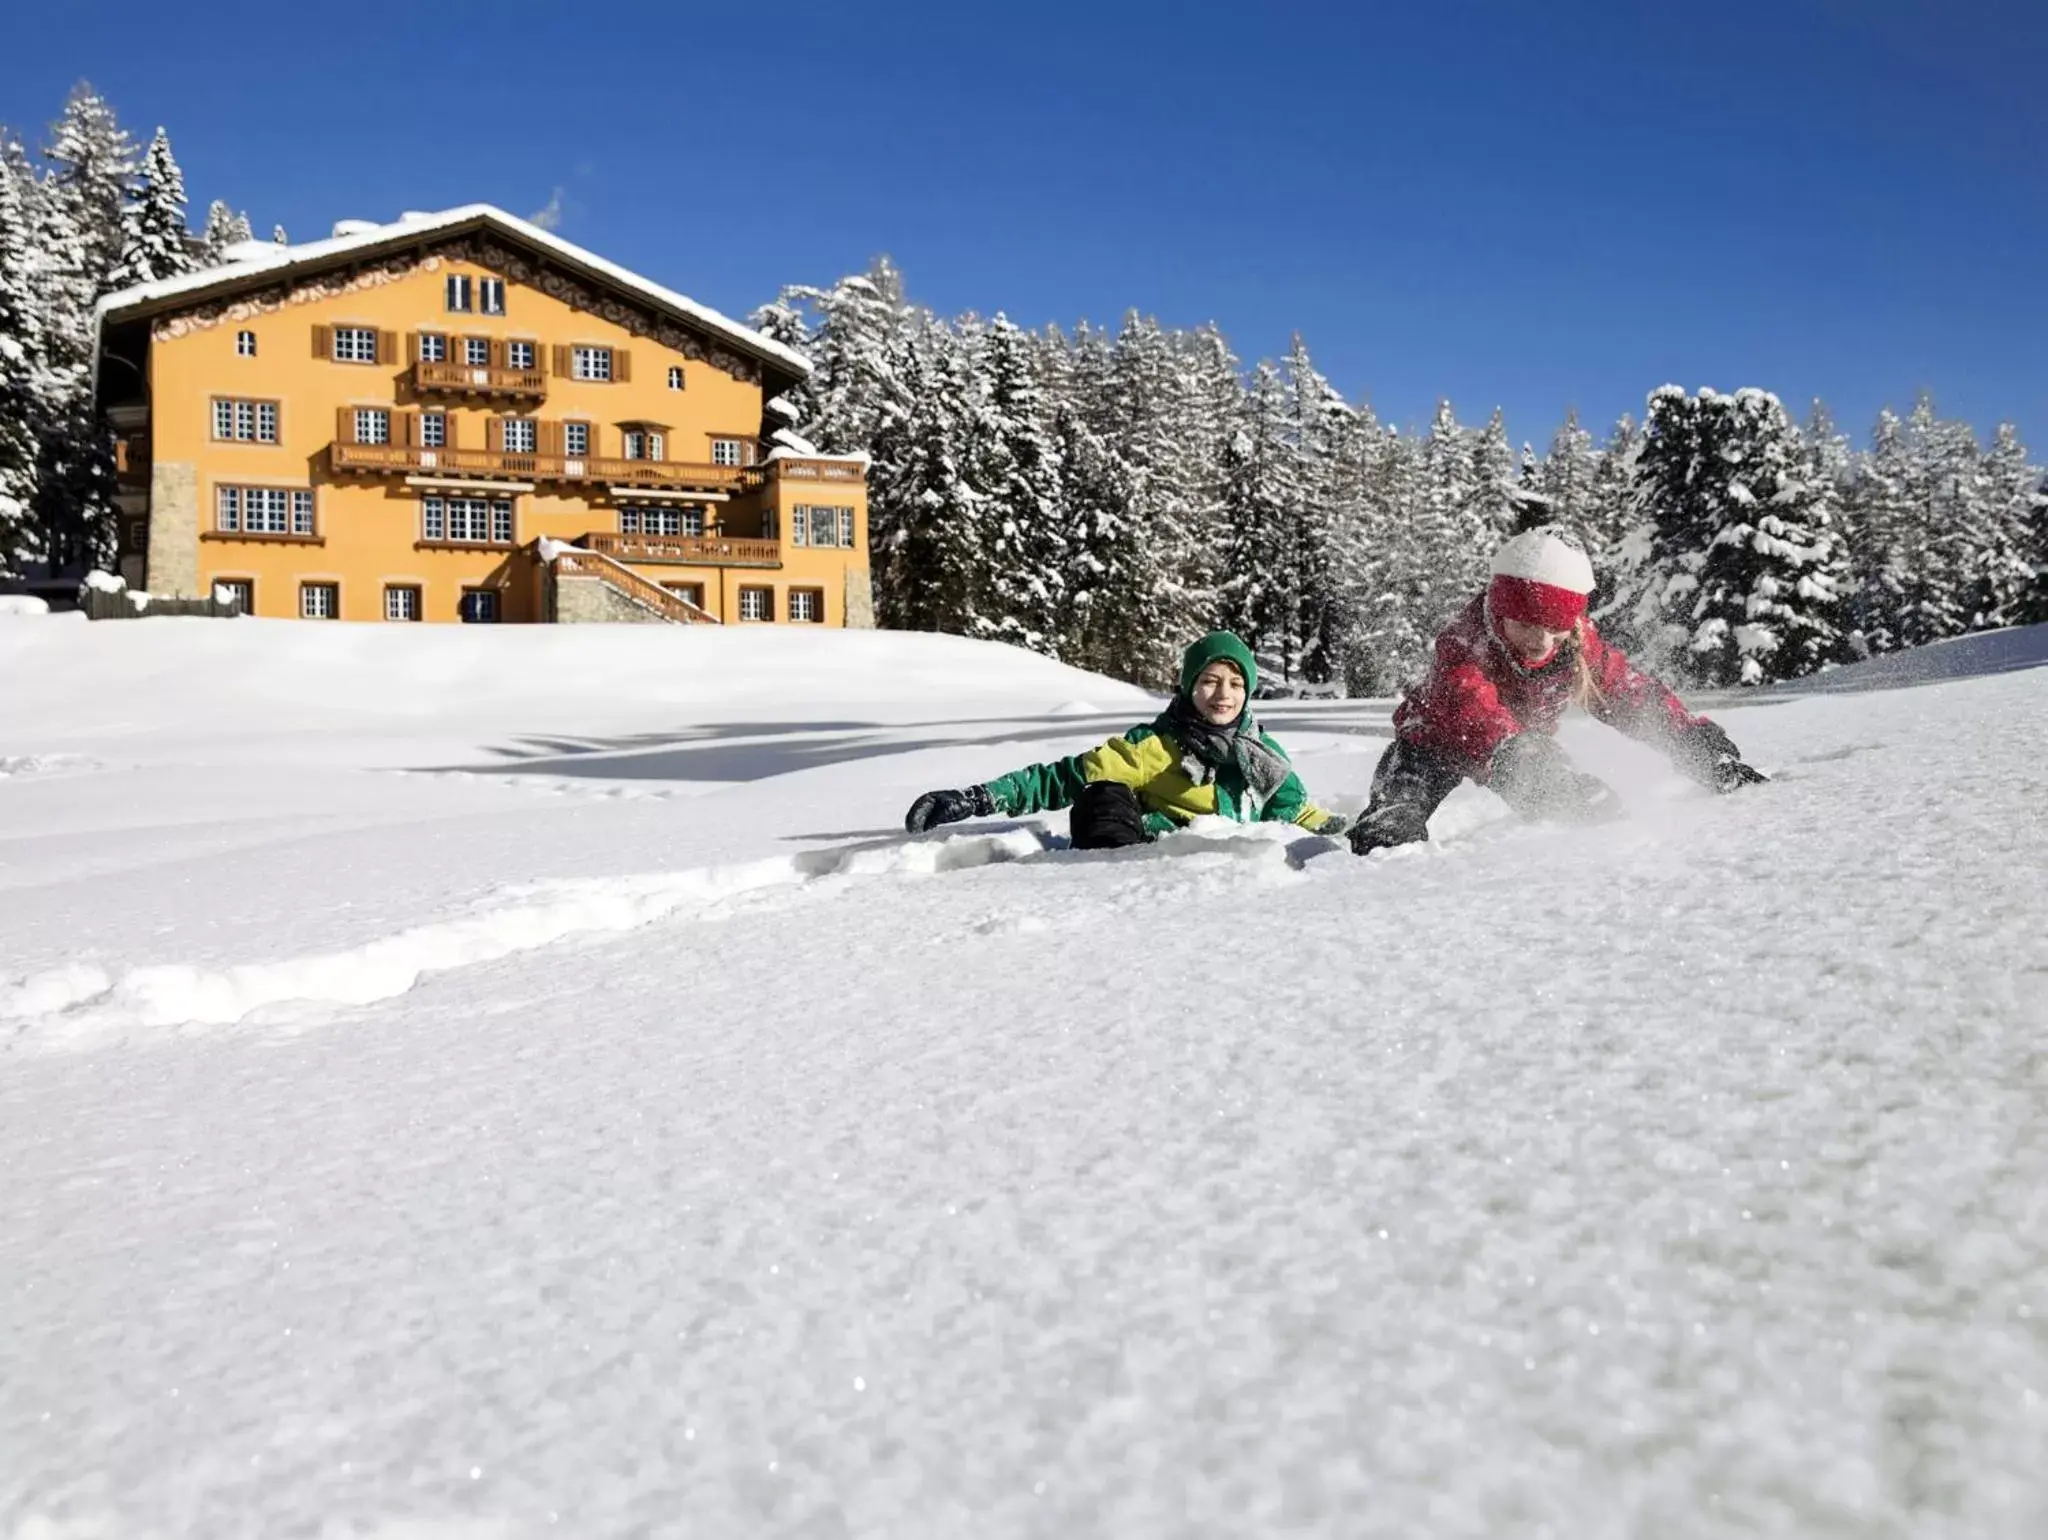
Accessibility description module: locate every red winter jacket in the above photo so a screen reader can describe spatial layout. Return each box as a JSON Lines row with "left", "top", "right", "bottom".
{"left": 1392, "top": 595, "right": 1706, "bottom": 778}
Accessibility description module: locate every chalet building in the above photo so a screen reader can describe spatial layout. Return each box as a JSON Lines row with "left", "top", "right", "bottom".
{"left": 92, "top": 206, "right": 872, "bottom": 626}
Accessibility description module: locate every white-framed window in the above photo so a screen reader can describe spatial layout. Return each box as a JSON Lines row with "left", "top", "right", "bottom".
{"left": 333, "top": 327, "right": 377, "bottom": 363}
{"left": 215, "top": 486, "right": 313, "bottom": 536}
{"left": 464, "top": 336, "right": 490, "bottom": 367}
{"left": 506, "top": 339, "right": 535, "bottom": 370}
{"left": 479, "top": 277, "right": 505, "bottom": 315}
{"left": 213, "top": 398, "right": 279, "bottom": 443}
{"left": 423, "top": 495, "right": 514, "bottom": 545}
{"left": 292, "top": 490, "right": 315, "bottom": 536}
{"left": 236, "top": 330, "right": 256, "bottom": 357}
{"left": 215, "top": 578, "right": 253, "bottom": 612}
{"left": 811, "top": 506, "right": 839, "bottom": 548}
{"left": 563, "top": 421, "right": 590, "bottom": 457}
{"left": 572, "top": 346, "right": 613, "bottom": 381}
{"left": 788, "top": 589, "right": 823, "bottom": 623}
{"left": 738, "top": 586, "right": 773, "bottom": 622}
{"left": 385, "top": 585, "right": 422, "bottom": 622}
{"left": 839, "top": 508, "right": 856, "bottom": 548}
{"left": 246, "top": 488, "right": 289, "bottom": 534}
{"left": 420, "top": 412, "right": 447, "bottom": 449}
{"left": 215, "top": 484, "right": 239, "bottom": 532}
{"left": 460, "top": 589, "right": 500, "bottom": 623}
{"left": 667, "top": 365, "right": 684, "bottom": 390}
{"left": 620, "top": 507, "right": 697, "bottom": 538}
{"left": 300, "top": 582, "right": 338, "bottom": 620}
{"left": 622, "top": 430, "right": 665, "bottom": 462}
{"left": 354, "top": 408, "right": 390, "bottom": 446}
{"left": 445, "top": 274, "right": 472, "bottom": 312}
{"left": 419, "top": 332, "right": 447, "bottom": 363}
{"left": 711, "top": 438, "right": 746, "bottom": 467}
{"left": 501, "top": 419, "right": 537, "bottom": 453}
{"left": 663, "top": 582, "right": 705, "bottom": 609}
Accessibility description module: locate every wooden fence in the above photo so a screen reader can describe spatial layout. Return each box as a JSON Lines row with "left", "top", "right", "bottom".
{"left": 80, "top": 588, "right": 244, "bottom": 621}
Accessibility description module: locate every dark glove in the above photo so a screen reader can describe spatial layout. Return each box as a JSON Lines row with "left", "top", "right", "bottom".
{"left": 1674, "top": 721, "right": 1768, "bottom": 794}
{"left": 1488, "top": 734, "right": 1623, "bottom": 823}
{"left": 1314, "top": 813, "right": 1352, "bottom": 840}
{"left": 1349, "top": 802, "right": 1430, "bottom": 856}
{"left": 904, "top": 783, "right": 996, "bottom": 833}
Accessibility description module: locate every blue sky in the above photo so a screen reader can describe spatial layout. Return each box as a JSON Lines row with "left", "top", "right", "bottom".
{"left": 7, "top": 0, "right": 2045, "bottom": 454}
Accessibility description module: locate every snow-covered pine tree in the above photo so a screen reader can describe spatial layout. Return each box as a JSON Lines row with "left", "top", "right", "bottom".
{"left": 746, "top": 297, "right": 819, "bottom": 454}
{"left": 1411, "top": 398, "right": 1488, "bottom": 633}
{"left": 1893, "top": 394, "right": 1978, "bottom": 646}
{"left": 1321, "top": 394, "right": 1394, "bottom": 693}
{"left": 271, "top": 224, "right": 288, "bottom": 244}
{"left": 116, "top": 127, "right": 196, "bottom": 289}
{"left": 871, "top": 318, "right": 986, "bottom": 637}
{"left": 1848, "top": 408, "right": 1915, "bottom": 653}
{"left": 1619, "top": 386, "right": 1711, "bottom": 674}
{"left": 0, "top": 144, "right": 42, "bottom": 576}
{"left": 973, "top": 313, "right": 1068, "bottom": 656}
{"left": 1163, "top": 323, "right": 1243, "bottom": 640}
{"left": 1973, "top": 422, "right": 2044, "bottom": 630}
{"left": 199, "top": 199, "right": 254, "bottom": 264}
{"left": 1634, "top": 388, "right": 1847, "bottom": 685}
{"left": 2019, "top": 465, "right": 2048, "bottom": 627}
{"left": 1536, "top": 408, "right": 1599, "bottom": 541}
{"left": 1216, "top": 361, "right": 1296, "bottom": 674}
{"left": 1469, "top": 406, "right": 1515, "bottom": 538}
{"left": 782, "top": 258, "right": 909, "bottom": 456}
{"left": 1278, "top": 334, "right": 1352, "bottom": 684}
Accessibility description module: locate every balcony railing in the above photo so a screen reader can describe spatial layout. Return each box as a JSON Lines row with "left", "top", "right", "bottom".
{"left": 413, "top": 360, "right": 549, "bottom": 399}
{"left": 764, "top": 456, "right": 866, "bottom": 484}
{"left": 553, "top": 548, "right": 719, "bottom": 624}
{"left": 582, "top": 531, "right": 781, "bottom": 569}
{"left": 331, "top": 441, "right": 763, "bottom": 492}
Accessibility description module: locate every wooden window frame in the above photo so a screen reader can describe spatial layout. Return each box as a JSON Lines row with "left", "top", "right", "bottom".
{"left": 384, "top": 585, "right": 423, "bottom": 623}
{"left": 563, "top": 421, "right": 592, "bottom": 458}
{"left": 235, "top": 330, "right": 257, "bottom": 358}
{"left": 479, "top": 277, "right": 506, "bottom": 316}
{"left": 420, "top": 494, "right": 516, "bottom": 549}
{"left": 737, "top": 585, "right": 774, "bottom": 623}
{"left": 505, "top": 338, "right": 538, "bottom": 370}
{"left": 500, "top": 418, "right": 538, "bottom": 454}
{"left": 459, "top": 588, "right": 501, "bottom": 624}
{"left": 210, "top": 485, "right": 320, "bottom": 543}
{"left": 667, "top": 365, "right": 684, "bottom": 390}
{"left": 211, "top": 396, "right": 282, "bottom": 445}
{"left": 213, "top": 577, "right": 255, "bottom": 613}
{"left": 445, "top": 274, "right": 473, "bottom": 313}
{"left": 418, "top": 332, "right": 448, "bottom": 363}
{"left": 661, "top": 581, "right": 705, "bottom": 609}
{"left": 787, "top": 588, "right": 825, "bottom": 624}
{"left": 709, "top": 436, "right": 756, "bottom": 468}
{"left": 299, "top": 581, "right": 340, "bottom": 621}
{"left": 419, "top": 411, "right": 448, "bottom": 449}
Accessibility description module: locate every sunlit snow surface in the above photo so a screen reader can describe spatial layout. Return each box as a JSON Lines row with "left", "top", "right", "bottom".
{"left": 3, "top": 616, "right": 2044, "bottom": 1539}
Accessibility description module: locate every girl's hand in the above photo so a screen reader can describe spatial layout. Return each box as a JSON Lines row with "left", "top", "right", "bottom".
{"left": 904, "top": 784, "right": 996, "bottom": 833}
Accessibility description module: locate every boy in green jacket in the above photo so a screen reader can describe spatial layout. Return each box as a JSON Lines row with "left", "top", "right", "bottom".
{"left": 904, "top": 632, "right": 1349, "bottom": 848}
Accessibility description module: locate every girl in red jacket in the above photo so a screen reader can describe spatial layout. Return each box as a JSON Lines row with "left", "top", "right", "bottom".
{"left": 1349, "top": 527, "right": 1765, "bottom": 856}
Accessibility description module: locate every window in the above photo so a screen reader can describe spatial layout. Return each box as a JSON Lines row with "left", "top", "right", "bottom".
{"left": 501, "top": 419, "right": 537, "bottom": 453}
{"left": 419, "top": 332, "right": 447, "bottom": 363}
{"left": 840, "top": 508, "right": 856, "bottom": 548}
{"left": 506, "top": 339, "right": 535, "bottom": 370}
{"left": 214, "top": 578, "right": 253, "bottom": 612}
{"left": 215, "top": 487, "right": 314, "bottom": 537}
{"left": 792, "top": 505, "right": 854, "bottom": 549}
{"left": 479, "top": 277, "right": 505, "bottom": 315}
{"left": 333, "top": 327, "right": 377, "bottom": 363}
{"left": 459, "top": 589, "right": 500, "bottom": 623}
{"left": 445, "top": 274, "right": 472, "bottom": 312}
{"left": 300, "top": 582, "right": 338, "bottom": 620}
{"left": 385, "top": 585, "right": 422, "bottom": 622}
{"left": 663, "top": 582, "right": 704, "bottom": 609}
{"left": 211, "top": 398, "right": 280, "bottom": 444}
{"left": 422, "top": 495, "right": 514, "bottom": 545}
{"left": 354, "top": 408, "right": 390, "bottom": 446}
{"left": 572, "top": 346, "right": 613, "bottom": 381}
{"left": 563, "top": 421, "right": 590, "bottom": 457}
{"left": 464, "top": 336, "right": 491, "bottom": 367}
{"left": 737, "top": 586, "right": 773, "bottom": 622}
{"left": 711, "top": 438, "right": 752, "bottom": 467}
{"left": 620, "top": 507, "right": 701, "bottom": 538}
{"left": 667, "top": 365, "right": 684, "bottom": 390}
{"left": 236, "top": 330, "right": 256, "bottom": 357}
{"left": 788, "top": 589, "right": 824, "bottom": 624}
{"left": 622, "top": 430, "right": 664, "bottom": 462}
{"left": 420, "top": 412, "right": 447, "bottom": 449}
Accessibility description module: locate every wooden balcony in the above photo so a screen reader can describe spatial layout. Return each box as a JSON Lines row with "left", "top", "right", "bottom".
{"left": 331, "top": 441, "right": 764, "bottom": 493}
{"left": 582, "top": 531, "right": 781, "bottom": 569}
{"left": 764, "top": 456, "right": 866, "bottom": 485}
{"left": 413, "top": 360, "right": 549, "bottom": 399}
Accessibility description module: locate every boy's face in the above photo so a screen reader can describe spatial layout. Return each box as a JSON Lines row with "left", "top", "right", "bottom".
{"left": 1190, "top": 660, "right": 1246, "bottom": 725}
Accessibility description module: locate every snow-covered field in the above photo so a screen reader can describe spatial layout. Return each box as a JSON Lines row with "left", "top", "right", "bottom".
{"left": 3, "top": 614, "right": 2045, "bottom": 1540}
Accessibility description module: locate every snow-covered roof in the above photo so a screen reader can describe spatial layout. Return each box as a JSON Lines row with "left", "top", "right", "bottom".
{"left": 94, "top": 204, "right": 810, "bottom": 378}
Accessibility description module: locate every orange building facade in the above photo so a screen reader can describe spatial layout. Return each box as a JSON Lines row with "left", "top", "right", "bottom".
{"left": 94, "top": 207, "right": 873, "bottom": 627}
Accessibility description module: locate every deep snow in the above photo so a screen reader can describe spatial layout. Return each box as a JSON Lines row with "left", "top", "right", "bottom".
{"left": 2, "top": 617, "right": 2044, "bottom": 1539}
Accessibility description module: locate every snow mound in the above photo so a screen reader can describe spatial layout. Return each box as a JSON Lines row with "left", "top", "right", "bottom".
{"left": 1774, "top": 622, "right": 2048, "bottom": 694}
{"left": 0, "top": 594, "right": 50, "bottom": 618}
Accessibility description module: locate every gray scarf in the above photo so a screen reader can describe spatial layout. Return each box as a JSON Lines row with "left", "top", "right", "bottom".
{"left": 1159, "top": 697, "right": 1294, "bottom": 811}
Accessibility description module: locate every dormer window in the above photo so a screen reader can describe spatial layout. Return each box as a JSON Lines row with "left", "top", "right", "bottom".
{"left": 622, "top": 427, "right": 665, "bottom": 462}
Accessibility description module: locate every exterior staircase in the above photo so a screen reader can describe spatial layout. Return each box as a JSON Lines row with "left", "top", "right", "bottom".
{"left": 547, "top": 544, "right": 719, "bottom": 624}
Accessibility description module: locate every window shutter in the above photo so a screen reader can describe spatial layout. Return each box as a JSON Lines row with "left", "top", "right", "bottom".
{"left": 489, "top": 339, "right": 506, "bottom": 369}
{"left": 582, "top": 422, "right": 600, "bottom": 458}
{"left": 335, "top": 405, "right": 354, "bottom": 445}
{"left": 538, "top": 420, "right": 562, "bottom": 458}
{"left": 552, "top": 344, "right": 572, "bottom": 378}
{"left": 312, "top": 324, "right": 332, "bottom": 360}
{"left": 614, "top": 349, "right": 632, "bottom": 383}
{"left": 400, "top": 410, "right": 418, "bottom": 447}
{"left": 443, "top": 411, "right": 459, "bottom": 450}
{"left": 404, "top": 331, "right": 419, "bottom": 364}
{"left": 487, "top": 417, "right": 501, "bottom": 453}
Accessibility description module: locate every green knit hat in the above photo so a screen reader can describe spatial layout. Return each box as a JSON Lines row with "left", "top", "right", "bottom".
{"left": 1178, "top": 631, "right": 1258, "bottom": 700}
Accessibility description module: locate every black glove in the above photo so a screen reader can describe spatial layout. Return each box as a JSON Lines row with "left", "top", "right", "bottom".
{"left": 1674, "top": 722, "right": 1768, "bottom": 794}
{"left": 904, "top": 783, "right": 996, "bottom": 833}
{"left": 1349, "top": 802, "right": 1430, "bottom": 856}
{"left": 1488, "top": 734, "right": 1623, "bottom": 823}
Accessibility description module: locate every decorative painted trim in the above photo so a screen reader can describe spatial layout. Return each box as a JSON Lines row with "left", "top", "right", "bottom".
{"left": 153, "top": 254, "right": 431, "bottom": 342}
